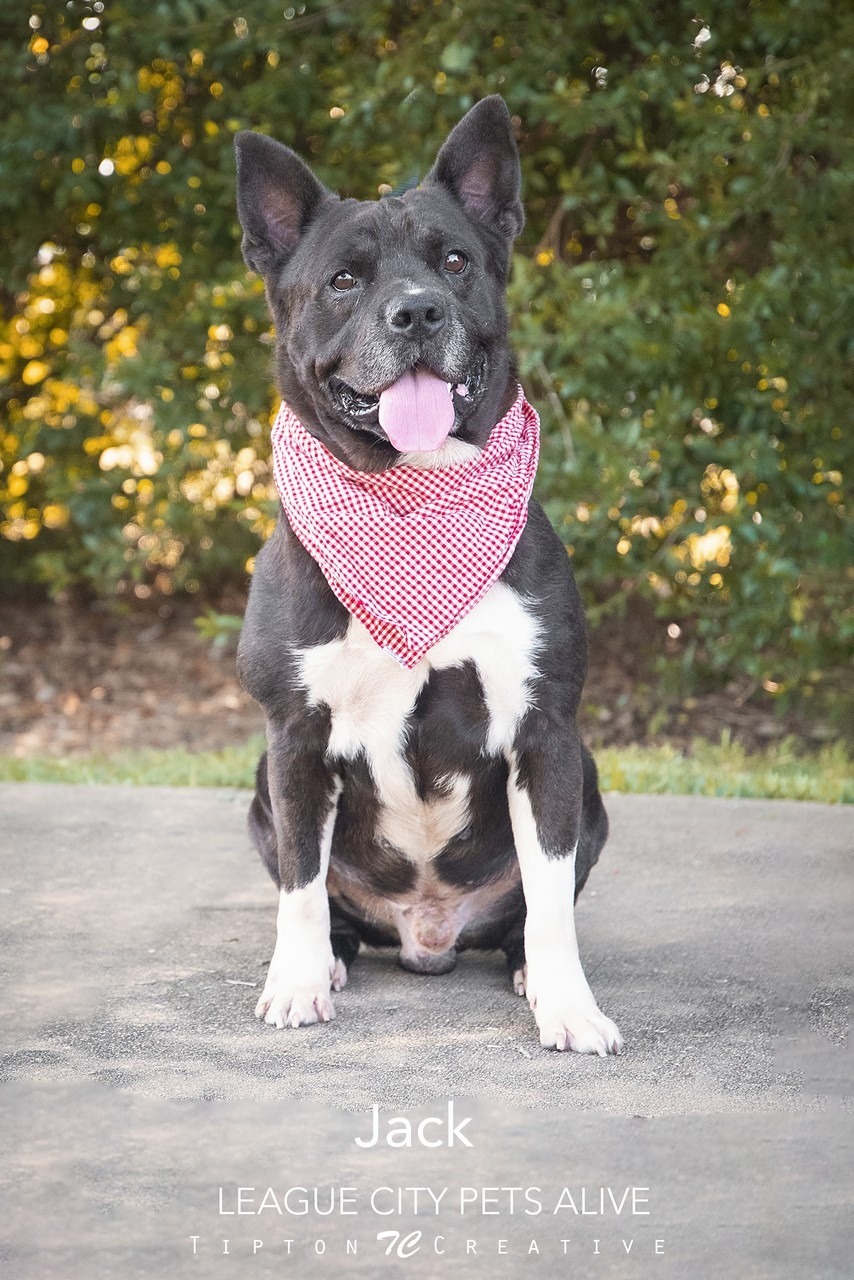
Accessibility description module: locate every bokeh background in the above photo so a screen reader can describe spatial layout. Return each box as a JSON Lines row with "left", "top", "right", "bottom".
{"left": 0, "top": 1, "right": 850, "bottom": 783}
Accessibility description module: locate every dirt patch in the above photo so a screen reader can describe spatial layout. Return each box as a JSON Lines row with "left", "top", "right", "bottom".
{"left": 0, "top": 598, "right": 262, "bottom": 757}
{"left": 0, "top": 596, "right": 827, "bottom": 759}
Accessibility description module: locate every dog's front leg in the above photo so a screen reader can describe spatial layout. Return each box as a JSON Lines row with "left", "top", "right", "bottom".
{"left": 255, "top": 724, "right": 342, "bottom": 1029}
{"left": 508, "top": 732, "right": 622, "bottom": 1055}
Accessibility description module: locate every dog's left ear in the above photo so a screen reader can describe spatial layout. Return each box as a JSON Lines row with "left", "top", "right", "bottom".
{"left": 425, "top": 96, "right": 524, "bottom": 239}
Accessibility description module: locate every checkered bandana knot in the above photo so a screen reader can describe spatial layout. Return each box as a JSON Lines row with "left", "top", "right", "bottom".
{"left": 271, "top": 386, "right": 540, "bottom": 668}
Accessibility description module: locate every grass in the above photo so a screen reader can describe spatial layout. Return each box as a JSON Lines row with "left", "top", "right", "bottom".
{"left": 595, "top": 737, "right": 852, "bottom": 804}
{"left": 0, "top": 735, "right": 849, "bottom": 803}
{"left": 0, "top": 737, "right": 265, "bottom": 789}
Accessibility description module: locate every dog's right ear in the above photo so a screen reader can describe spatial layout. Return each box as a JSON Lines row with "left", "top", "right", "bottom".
{"left": 235, "top": 132, "right": 333, "bottom": 276}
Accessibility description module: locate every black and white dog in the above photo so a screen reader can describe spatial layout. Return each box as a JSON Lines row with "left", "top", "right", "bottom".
{"left": 234, "top": 97, "right": 622, "bottom": 1054}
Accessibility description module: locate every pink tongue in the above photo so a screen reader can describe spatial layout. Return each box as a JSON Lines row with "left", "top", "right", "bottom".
{"left": 378, "top": 367, "right": 456, "bottom": 452}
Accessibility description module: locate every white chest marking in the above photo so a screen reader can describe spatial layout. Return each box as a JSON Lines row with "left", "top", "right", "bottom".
{"left": 296, "top": 582, "right": 541, "bottom": 861}
{"left": 396, "top": 438, "right": 482, "bottom": 470}
{"left": 429, "top": 581, "right": 541, "bottom": 755}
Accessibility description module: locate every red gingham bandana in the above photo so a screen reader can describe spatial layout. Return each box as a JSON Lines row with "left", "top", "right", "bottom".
{"left": 271, "top": 386, "right": 540, "bottom": 668}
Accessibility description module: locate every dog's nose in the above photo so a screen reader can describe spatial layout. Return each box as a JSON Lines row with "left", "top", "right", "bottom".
{"left": 385, "top": 292, "right": 446, "bottom": 338}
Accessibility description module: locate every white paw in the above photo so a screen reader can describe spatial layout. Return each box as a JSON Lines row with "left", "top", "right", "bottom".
{"left": 331, "top": 957, "right": 348, "bottom": 992}
{"left": 255, "top": 956, "right": 338, "bottom": 1029}
{"left": 512, "top": 964, "right": 527, "bottom": 996}
{"left": 525, "top": 967, "right": 622, "bottom": 1055}
{"left": 533, "top": 1001, "right": 623, "bottom": 1055}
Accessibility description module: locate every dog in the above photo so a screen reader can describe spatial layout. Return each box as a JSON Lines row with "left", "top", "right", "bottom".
{"left": 234, "top": 96, "right": 622, "bottom": 1054}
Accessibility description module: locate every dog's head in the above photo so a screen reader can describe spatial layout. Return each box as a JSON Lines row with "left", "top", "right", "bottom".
{"left": 235, "top": 97, "right": 523, "bottom": 469}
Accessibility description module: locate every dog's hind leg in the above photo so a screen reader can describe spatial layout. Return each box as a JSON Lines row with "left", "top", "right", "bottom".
{"left": 501, "top": 923, "right": 528, "bottom": 996}
{"left": 330, "top": 909, "right": 361, "bottom": 991}
{"left": 248, "top": 751, "right": 280, "bottom": 885}
{"left": 574, "top": 741, "right": 609, "bottom": 901}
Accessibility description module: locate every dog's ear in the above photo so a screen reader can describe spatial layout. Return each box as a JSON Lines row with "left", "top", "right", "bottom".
{"left": 235, "top": 132, "right": 334, "bottom": 276}
{"left": 425, "top": 96, "right": 524, "bottom": 239}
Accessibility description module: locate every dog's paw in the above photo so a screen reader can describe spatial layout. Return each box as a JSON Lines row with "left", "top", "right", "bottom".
{"left": 255, "top": 979, "right": 335, "bottom": 1028}
{"left": 533, "top": 1001, "right": 623, "bottom": 1056}
{"left": 511, "top": 964, "right": 527, "bottom": 996}
{"left": 525, "top": 968, "right": 622, "bottom": 1055}
{"left": 255, "top": 956, "right": 338, "bottom": 1029}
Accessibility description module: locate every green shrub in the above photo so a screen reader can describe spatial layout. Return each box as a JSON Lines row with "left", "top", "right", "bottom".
{"left": 1, "top": 1, "right": 850, "bottom": 707}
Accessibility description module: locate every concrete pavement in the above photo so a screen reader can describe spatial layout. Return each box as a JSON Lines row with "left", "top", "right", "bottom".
{"left": 1, "top": 784, "right": 851, "bottom": 1278}
{"left": 1, "top": 785, "right": 850, "bottom": 1111}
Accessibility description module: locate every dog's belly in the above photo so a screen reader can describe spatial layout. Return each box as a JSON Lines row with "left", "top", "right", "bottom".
{"left": 327, "top": 859, "right": 525, "bottom": 968}
{"left": 296, "top": 581, "right": 539, "bottom": 957}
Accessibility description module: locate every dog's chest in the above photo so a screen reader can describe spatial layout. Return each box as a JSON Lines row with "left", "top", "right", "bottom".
{"left": 296, "top": 582, "right": 539, "bottom": 861}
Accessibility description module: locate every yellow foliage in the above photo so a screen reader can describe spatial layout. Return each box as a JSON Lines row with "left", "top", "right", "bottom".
{"left": 701, "top": 464, "right": 739, "bottom": 513}
{"left": 84, "top": 436, "right": 113, "bottom": 455}
{"left": 629, "top": 514, "right": 663, "bottom": 537}
{"left": 682, "top": 525, "right": 732, "bottom": 570}
{"left": 22, "top": 360, "right": 49, "bottom": 385}
{"left": 105, "top": 327, "right": 140, "bottom": 362}
{"left": 99, "top": 431, "right": 162, "bottom": 476}
{"left": 22, "top": 395, "right": 49, "bottom": 421}
{"left": 155, "top": 243, "right": 182, "bottom": 268}
{"left": 44, "top": 380, "right": 80, "bottom": 412}
{"left": 42, "top": 504, "right": 69, "bottom": 529}
{"left": 107, "top": 135, "right": 154, "bottom": 178}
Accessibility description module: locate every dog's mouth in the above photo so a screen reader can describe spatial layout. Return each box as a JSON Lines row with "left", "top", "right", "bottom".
{"left": 328, "top": 359, "right": 486, "bottom": 452}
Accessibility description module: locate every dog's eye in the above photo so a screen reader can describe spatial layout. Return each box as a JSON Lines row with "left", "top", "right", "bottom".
{"left": 331, "top": 270, "right": 357, "bottom": 291}
{"left": 443, "top": 251, "right": 468, "bottom": 274}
